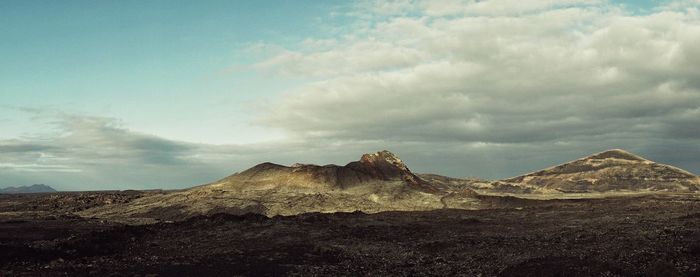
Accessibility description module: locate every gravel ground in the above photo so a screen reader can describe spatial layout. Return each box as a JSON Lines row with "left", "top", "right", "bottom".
{"left": 1, "top": 192, "right": 699, "bottom": 276}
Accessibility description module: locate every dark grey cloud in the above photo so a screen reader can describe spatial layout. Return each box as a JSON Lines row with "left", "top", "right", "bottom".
{"left": 247, "top": 0, "right": 700, "bottom": 177}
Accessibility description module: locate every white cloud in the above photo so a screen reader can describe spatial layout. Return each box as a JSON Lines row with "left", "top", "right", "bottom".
{"left": 253, "top": 0, "right": 700, "bottom": 143}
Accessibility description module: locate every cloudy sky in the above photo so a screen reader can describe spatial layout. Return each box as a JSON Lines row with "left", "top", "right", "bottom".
{"left": 2, "top": 0, "right": 699, "bottom": 190}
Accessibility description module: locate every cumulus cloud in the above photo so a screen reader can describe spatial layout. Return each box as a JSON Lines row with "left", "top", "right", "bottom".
{"left": 249, "top": 0, "right": 700, "bottom": 176}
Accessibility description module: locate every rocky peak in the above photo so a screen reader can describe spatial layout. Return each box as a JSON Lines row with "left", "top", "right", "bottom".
{"left": 359, "top": 150, "right": 410, "bottom": 172}
{"left": 222, "top": 150, "right": 439, "bottom": 192}
{"left": 350, "top": 150, "right": 438, "bottom": 191}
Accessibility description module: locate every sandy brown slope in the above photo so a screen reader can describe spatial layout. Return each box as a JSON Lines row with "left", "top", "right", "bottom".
{"left": 80, "top": 151, "right": 480, "bottom": 222}
{"left": 498, "top": 149, "right": 700, "bottom": 193}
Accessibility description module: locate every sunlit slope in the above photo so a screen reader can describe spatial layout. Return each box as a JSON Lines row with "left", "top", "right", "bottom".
{"left": 496, "top": 149, "right": 700, "bottom": 193}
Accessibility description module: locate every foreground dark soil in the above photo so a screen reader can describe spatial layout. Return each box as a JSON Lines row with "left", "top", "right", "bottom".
{"left": 1, "top": 192, "right": 699, "bottom": 276}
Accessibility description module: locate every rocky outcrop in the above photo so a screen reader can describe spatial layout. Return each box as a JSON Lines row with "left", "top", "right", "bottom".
{"left": 501, "top": 149, "right": 700, "bottom": 193}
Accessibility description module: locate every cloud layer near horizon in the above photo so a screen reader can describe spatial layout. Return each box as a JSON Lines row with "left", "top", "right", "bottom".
{"left": 2, "top": 0, "right": 700, "bottom": 189}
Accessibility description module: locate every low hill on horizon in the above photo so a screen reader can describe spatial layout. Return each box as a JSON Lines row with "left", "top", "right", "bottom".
{"left": 0, "top": 184, "right": 56, "bottom": 194}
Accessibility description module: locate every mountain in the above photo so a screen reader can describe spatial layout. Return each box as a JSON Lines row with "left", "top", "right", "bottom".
{"left": 215, "top": 150, "right": 439, "bottom": 192}
{"left": 0, "top": 184, "right": 56, "bottom": 194}
{"left": 81, "top": 150, "right": 480, "bottom": 222}
{"left": 499, "top": 149, "right": 700, "bottom": 193}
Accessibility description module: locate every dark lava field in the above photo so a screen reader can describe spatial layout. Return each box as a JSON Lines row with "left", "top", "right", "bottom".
{"left": 1, "top": 192, "right": 700, "bottom": 276}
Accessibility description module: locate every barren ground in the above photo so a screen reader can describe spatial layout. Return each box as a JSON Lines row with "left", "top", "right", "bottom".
{"left": 1, "top": 192, "right": 699, "bottom": 276}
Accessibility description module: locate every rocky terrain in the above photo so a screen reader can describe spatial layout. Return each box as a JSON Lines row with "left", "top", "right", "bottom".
{"left": 1, "top": 192, "right": 699, "bottom": 276}
{"left": 0, "top": 190, "right": 157, "bottom": 220}
{"left": 489, "top": 149, "right": 700, "bottom": 194}
{"left": 0, "top": 184, "right": 56, "bottom": 194}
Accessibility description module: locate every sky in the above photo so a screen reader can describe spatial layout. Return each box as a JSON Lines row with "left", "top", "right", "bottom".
{"left": 1, "top": 0, "right": 699, "bottom": 190}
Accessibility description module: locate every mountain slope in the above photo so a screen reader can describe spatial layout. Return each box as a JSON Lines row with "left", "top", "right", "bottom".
{"left": 0, "top": 184, "right": 56, "bottom": 194}
{"left": 81, "top": 151, "right": 480, "bottom": 222}
{"left": 499, "top": 149, "right": 700, "bottom": 193}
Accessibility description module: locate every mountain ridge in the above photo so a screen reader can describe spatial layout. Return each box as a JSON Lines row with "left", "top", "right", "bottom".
{"left": 0, "top": 184, "right": 57, "bottom": 194}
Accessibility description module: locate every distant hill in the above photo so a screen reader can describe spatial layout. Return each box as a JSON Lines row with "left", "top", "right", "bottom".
{"left": 498, "top": 149, "right": 700, "bottom": 193}
{"left": 0, "top": 184, "right": 57, "bottom": 194}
